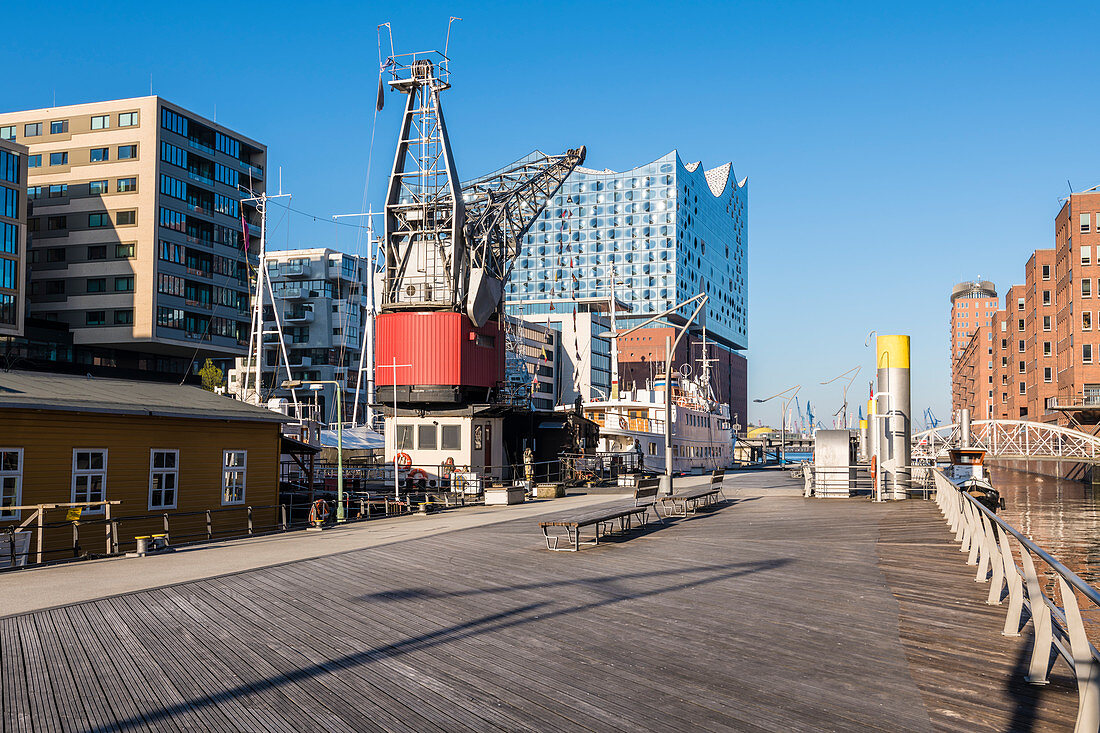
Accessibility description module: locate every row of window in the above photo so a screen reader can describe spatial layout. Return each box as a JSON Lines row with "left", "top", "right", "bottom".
{"left": 0, "top": 113, "right": 138, "bottom": 143}
{"left": 23, "top": 145, "right": 137, "bottom": 170}
{"left": 0, "top": 222, "right": 17, "bottom": 255}
{"left": 0, "top": 448, "right": 246, "bottom": 520}
{"left": 28, "top": 178, "right": 136, "bottom": 199}
{"left": 0, "top": 257, "right": 17, "bottom": 291}
{"left": 85, "top": 309, "right": 132, "bottom": 326}
{"left": 0, "top": 149, "right": 20, "bottom": 184}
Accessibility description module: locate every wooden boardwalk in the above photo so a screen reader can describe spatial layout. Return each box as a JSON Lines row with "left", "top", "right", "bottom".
{"left": 0, "top": 471, "right": 1082, "bottom": 732}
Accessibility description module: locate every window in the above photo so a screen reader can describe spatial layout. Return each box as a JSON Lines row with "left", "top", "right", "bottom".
{"left": 49, "top": 152, "right": 68, "bottom": 166}
{"left": 118, "top": 112, "right": 138, "bottom": 127}
{"left": 115, "top": 243, "right": 134, "bottom": 258}
{"left": 1018, "top": 319, "right": 1025, "bottom": 331}
{"left": 90, "top": 147, "right": 109, "bottom": 162}
{"left": 27, "top": 186, "right": 41, "bottom": 200}
{"left": 1044, "top": 367, "right": 1053, "bottom": 383}
{"left": 116, "top": 210, "right": 135, "bottom": 226}
{"left": 86, "top": 310, "right": 105, "bottom": 325}
{"left": 396, "top": 424, "right": 414, "bottom": 450}
{"left": 46, "top": 247, "right": 65, "bottom": 262}
{"left": 88, "top": 213, "right": 109, "bottom": 228}
{"left": 1043, "top": 290, "right": 1051, "bottom": 306}
{"left": 27, "top": 155, "right": 40, "bottom": 168}
{"left": 1019, "top": 360, "right": 1026, "bottom": 374}
{"left": 1085, "top": 279, "right": 1093, "bottom": 298}
{"left": 1018, "top": 298, "right": 1025, "bottom": 311}
{"left": 1085, "top": 344, "right": 1094, "bottom": 364}
{"left": 87, "top": 245, "right": 106, "bottom": 260}
{"left": 441, "top": 425, "right": 461, "bottom": 450}
{"left": 1044, "top": 315, "right": 1052, "bottom": 331}
{"left": 117, "top": 144, "right": 137, "bottom": 160}
{"left": 116, "top": 177, "right": 136, "bottom": 193}
{"left": 24, "top": 123, "right": 42, "bottom": 137}
{"left": 50, "top": 120, "right": 68, "bottom": 134}
{"left": 222, "top": 450, "right": 246, "bottom": 505}
{"left": 0, "top": 126, "right": 13, "bottom": 141}
{"left": 1083, "top": 213, "right": 1092, "bottom": 234}
{"left": 418, "top": 425, "right": 437, "bottom": 450}
{"left": 87, "top": 278, "right": 106, "bottom": 293}
{"left": 1086, "top": 312, "right": 1093, "bottom": 331}
{"left": 1019, "top": 340, "right": 1025, "bottom": 352}
{"left": 1019, "top": 382, "right": 1026, "bottom": 395}
{"left": 114, "top": 309, "right": 133, "bottom": 325}
{"left": 114, "top": 276, "right": 133, "bottom": 292}
{"left": 48, "top": 184, "right": 67, "bottom": 198}
{"left": 1084, "top": 247, "right": 1093, "bottom": 266}
{"left": 0, "top": 449, "right": 22, "bottom": 520}
{"left": 149, "top": 450, "right": 178, "bottom": 510}
{"left": 47, "top": 216, "right": 67, "bottom": 231}
{"left": 1044, "top": 341, "right": 1052, "bottom": 356}
{"left": 1043, "top": 264, "right": 1051, "bottom": 280}
{"left": 90, "top": 115, "right": 109, "bottom": 130}
{"left": 89, "top": 180, "right": 107, "bottom": 195}
{"left": 71, "top": 450, "right": 107, "bottom": 512}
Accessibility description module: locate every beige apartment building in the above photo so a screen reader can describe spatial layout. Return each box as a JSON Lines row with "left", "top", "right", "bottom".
{"left": 0, "top": 96, "right": 265, "bottom": 376}
{"left": 0, "top": 137, "right": 27, "bottom": 337}
{"left": 953, "top": 191, "right": 1100, "bottom": 428}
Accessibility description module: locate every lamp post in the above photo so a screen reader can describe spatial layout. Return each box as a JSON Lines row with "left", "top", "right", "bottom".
{"left": 601, "top": 293, "right": 707, "bottom": 495}
{"left": 820, "top": 365, "right": 861, "bottom": 429}
{"left": 754, "top": 384, "right": 801, "bottom": 465}
{"left": 283, "top": 379, "right": 345, "bottom": 522}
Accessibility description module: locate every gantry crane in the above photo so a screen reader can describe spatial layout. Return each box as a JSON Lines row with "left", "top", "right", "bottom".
{"left": 375, "top": 49, "right": 585, "bottom": 478}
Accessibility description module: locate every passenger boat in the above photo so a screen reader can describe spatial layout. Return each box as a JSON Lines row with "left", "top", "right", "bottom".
{"left": 572, "top": 374, "right": 734, "bottom": 474}
{"left": 942, "top": 447, "right": 1004, "bottom": 512}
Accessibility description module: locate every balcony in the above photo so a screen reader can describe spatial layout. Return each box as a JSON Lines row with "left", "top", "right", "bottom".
{"left": 186, "top": 266, "right": 213, "bottom": 279}
{"left": 188, "top": 138, "right": 216, "bottom": 155}
{"left": 278, "top": 287, "right": 305, "bottom": 300}
{"left": 185, "top": 299, "right": 212, "bottom": 311}
{"left": 288, "top": 355, "right": 312, "bottom": 368}
{"left": 279, "top": 262, "right": 309, "bottom": 277}
{"left": 328, "top": 263, "right": 356, "bottom": 282}
{"left": 285, "top": 306, "right": 314, "bottom": 324}
{"left": 188, "top": 170, "right": 214, "bottom": 185}
{"left": 240, "top": 160, "right": 264, "bottom": 180}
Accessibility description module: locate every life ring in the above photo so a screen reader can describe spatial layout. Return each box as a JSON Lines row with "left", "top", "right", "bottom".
{"left": 619, "top": 416, "right": 628, "bottom": 430}
{"left": 395, "top": 452, "right": 412, "bottom": 469}
{"left": 308, "top": 499, "right": 329, "bottom": 526}
{"left": 408, "top": 468, "right": 429, "bottom": 482}
{"left": 441, "top": 457, "right": 455, "bottom": 477}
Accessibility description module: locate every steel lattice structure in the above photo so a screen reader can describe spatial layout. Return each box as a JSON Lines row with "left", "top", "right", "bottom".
{"left": 912, "top": 419, "right": 1100, "bottom": 462}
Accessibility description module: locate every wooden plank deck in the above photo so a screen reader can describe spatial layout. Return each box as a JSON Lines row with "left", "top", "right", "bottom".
{"left": 0, "top": 471, "right": 1082, "bottom": 731}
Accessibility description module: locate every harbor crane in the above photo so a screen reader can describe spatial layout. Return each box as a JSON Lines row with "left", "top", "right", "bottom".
{"left": 375, "top": 48, "right": 585, "bottom": 478}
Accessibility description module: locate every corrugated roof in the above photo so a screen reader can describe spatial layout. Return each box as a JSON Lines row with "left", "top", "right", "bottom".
{"left": 0, "top": 370, "right": 288, "bottom": 423}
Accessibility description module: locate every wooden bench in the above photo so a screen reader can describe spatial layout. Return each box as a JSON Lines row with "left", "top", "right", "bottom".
{"left": 538, "top": 481, "right": 663, "bottom": 552}
{"left": 657, "top": 472, "right": 727, "bottom": 518}
{"left": 539, "top": 504, "right": 653, "bottom": 551}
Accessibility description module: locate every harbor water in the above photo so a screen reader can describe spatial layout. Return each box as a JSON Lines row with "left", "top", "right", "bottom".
{"left": 987, "top": 462, "right": 1100, "bottom": 585}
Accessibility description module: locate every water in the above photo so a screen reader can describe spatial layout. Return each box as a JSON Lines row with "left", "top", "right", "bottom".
{"left": 987, "top": 463, "right": 1100, "bottom": 586}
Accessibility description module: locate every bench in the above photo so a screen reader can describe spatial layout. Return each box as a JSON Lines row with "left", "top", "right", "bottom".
{"left": 539, "top": 504, "right": 653, "bottom": 551}
{"left": 657, "top": 471, "right": 727, "bottom": 518}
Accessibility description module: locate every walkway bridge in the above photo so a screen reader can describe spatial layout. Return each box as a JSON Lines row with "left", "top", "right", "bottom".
{"left": 912, "top": 419, "right": 1100, "bottom": 463}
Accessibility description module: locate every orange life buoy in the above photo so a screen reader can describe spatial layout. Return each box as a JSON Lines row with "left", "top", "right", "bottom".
{"left": 408, "top": 468, "right": 429, "bottom": 482}
{"left": 619, "top": 416, "right": 628, "bottom": 430}
{"left": 395, "top": 452, "right": 412, "bottom": 469}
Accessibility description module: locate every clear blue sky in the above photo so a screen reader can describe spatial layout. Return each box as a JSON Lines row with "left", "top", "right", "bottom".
{"left": 3, "top": 1, "right": 1096, "bottom": 425}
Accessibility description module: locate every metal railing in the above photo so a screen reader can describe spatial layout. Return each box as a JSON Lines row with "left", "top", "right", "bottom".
{"left": 933, "top": 469, "right": 1100, "bottom": 731}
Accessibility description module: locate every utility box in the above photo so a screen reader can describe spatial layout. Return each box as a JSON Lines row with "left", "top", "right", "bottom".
{"left": 813, "top": 430, "right": 858, "bottom": 498}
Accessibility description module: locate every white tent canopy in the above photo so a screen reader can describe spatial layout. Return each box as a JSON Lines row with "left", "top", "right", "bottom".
{"left": 319, "top": 426, "right": 384, "bottom": 450}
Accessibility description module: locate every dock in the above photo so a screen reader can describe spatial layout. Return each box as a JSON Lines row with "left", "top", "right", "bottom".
{"left": 0, "top": 470, "right": 1081, "bottom": 732}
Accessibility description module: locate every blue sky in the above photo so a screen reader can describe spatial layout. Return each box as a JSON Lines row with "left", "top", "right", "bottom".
{"left": 3, "top": 1, "right": 1097, "bottom": 425}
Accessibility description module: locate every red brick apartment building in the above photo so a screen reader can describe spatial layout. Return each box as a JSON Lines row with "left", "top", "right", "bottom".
{"left": 951, "top": 191, "right": 1100, "bottom": 427}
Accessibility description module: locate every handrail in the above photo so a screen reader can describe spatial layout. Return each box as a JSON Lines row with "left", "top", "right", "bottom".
{"left": 933, "top": 468, "right": 1100, "bottom": 731}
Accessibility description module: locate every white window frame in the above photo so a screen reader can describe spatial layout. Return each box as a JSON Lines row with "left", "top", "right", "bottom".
{"left": 1085, "top": 345, "right": 1094, "bottom": 365}
{"left": 71, "top": 449, "right": 108, "bottom": 514}
{"left": 0, "top": 448, "right": 23, "bottom": 520}
{"left": 222, "top": 450, "right": 247, "bottom": 505}
{"left": 149, "top": 449, "right": 179, "bottom": 510}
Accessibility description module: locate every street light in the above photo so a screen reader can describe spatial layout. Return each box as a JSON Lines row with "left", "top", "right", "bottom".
{"left": 820, "top": 365, "right": 861, "bottom": 429}
{"left": 754, "top": 384, "right": 801, "bottom": 466}
{"left": 283, "top": 379, "right": 346, "bottom": 522}
{"left": 605, "top": 293, "right": 708, "bottom": 495}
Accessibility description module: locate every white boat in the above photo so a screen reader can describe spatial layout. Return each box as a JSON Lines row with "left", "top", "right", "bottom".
{"left": 570, "top": 376, "right": 734, "bottom": 474}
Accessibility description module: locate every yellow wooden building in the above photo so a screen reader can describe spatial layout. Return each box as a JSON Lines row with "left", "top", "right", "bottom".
{"left": 0, "top": 371, "right": 286, "bottom": 556}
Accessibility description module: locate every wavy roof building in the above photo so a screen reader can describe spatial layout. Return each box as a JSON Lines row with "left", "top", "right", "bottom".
{"left": 501, "top": 149, "right": 747, "bottom": 351}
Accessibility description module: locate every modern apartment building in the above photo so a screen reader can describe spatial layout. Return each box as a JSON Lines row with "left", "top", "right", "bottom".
{"left": 953, "top": 190, "right": 1100, "bottom": 427}
{"left": 513, "top": 297, "right": 615, "bottom": 404}
{"left": 0, "top": 96, "right": 264, "bottom": 377}
{"left": 227, "top": 248, "right": 369, "bottom": 426}
{"left": 0, "top": 137, "right": 27, "bottom": 337}
{"left": 503, "top": 315, "right": 560, "bottom": 411}
{"left": 503, "top": 150, "right": 748, "bottom": 413}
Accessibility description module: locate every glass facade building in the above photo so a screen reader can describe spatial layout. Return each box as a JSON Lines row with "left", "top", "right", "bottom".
{"left": 502, "top": 150, "right": 747, "bottom": 351}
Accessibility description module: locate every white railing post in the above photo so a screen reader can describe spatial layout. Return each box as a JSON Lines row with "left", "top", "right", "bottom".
{"left": 999, "top": 529, "right": 1025, "bottom": 636}
{"left": 1057, "top": 577, "right": 1100, "bottom": 733}
{"left": 1019, "top": 548, "right": 1054, "bottom": 684}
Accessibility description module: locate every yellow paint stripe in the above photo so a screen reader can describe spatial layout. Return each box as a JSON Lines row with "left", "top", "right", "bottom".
{"left": 876, "top": 335, "right": 910, "bottom": 370}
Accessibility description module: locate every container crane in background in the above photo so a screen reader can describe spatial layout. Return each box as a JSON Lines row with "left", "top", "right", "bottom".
{"left": 374, "top": 47, "right": 585, "bottom": 480}
{"left": 923, "top": 408, "right": 940, "bottom": 431}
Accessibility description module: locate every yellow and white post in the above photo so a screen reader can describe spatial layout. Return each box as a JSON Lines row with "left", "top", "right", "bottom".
{"left": 876, "top": 335, "right": 911, "bottom": 501}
